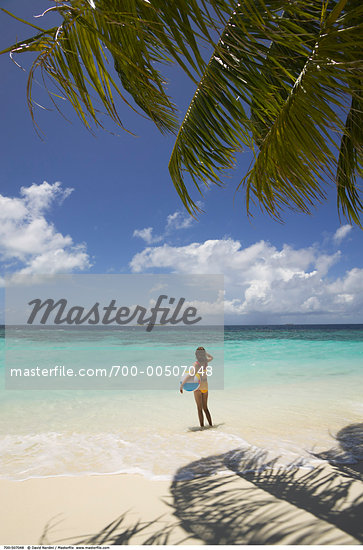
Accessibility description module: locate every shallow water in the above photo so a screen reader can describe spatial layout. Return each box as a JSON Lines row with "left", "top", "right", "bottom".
{"left": 0, "top": 325, "right": 362, "bottom": 480}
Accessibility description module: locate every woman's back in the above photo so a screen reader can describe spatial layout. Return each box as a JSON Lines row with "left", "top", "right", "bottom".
{"left": 195, "top": 360, "right": 208, "bottom": 393}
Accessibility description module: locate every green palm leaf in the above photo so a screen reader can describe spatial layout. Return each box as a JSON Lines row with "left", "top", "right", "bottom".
{"left": 1, "top": 0, "right": 235, "bottom": 134}
{"left": 169, "top": 0, "right": 363, "bottom": 224}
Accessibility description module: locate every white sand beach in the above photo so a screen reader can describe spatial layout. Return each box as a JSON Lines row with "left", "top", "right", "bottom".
{"left": 1, "top": 461, "right": 362, "bottom": 545}
{"left": 0, "top": 473, "right": 200, "bottom": 545}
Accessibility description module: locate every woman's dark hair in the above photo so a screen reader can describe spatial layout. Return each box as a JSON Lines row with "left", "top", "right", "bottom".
{"left": 195, "top": 346, "right": 207, "bottom": 364}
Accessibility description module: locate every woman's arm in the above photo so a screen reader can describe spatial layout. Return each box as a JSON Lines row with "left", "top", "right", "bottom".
{"left": 206, "top": 353, "right": 213, "bottom": 362}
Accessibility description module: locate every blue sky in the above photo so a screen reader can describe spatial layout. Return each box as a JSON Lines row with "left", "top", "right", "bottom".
{"left": 1, "top": 1, "right": 362, "bottom": 324}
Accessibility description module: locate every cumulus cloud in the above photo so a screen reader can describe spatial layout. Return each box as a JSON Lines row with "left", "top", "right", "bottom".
{"left": 129, "top": 238, "right": 362, "bottom": 322}
{"left": 166, "top": 211, "right": 194, "bottom": 231}
{"left": 133, "top": 209, "right": 194, "bottom": 244}
{"left": 333, "top": 224, "right": 352, "bottom": 244}
{"left": 0, "top": 181, "right": 90, "bottom": 278}
{"left": 132, "top": 227, "right": 163, "bottom": 244}
{"left": 20, "top": 181, "right": 73, "bottom": 214}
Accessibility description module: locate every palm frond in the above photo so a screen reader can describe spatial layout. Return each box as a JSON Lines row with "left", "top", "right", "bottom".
{"left": 1, "top": 1, "right": 235, "bottom": 134}
{"left": 169, "top": 0, "right": 363, "bottom": 224}
{"left": 249, "top": 2, "right": 322, "bottom": 147}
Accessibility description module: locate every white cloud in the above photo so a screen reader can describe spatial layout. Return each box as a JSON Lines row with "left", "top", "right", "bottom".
{"left": 0, "top": 181, "right": 90, "bottom": 277}
{"left": 325, "top": 267, "right": 363, "bottom": 308}
{"left": 333, "top": 224, "right": 352, "bottom": 244}
{"left": 132, "top": 227, "right": 163, "bottom": 244}
{"left": 133, "top": 210, "right": 194, "bottom": 244}
{"left": 20, "top": 181, "right": 73, "bottom": 214}
{"left": 166, "top": 211, "right": 194, "bottom": 231}
{"left": 129, "top": 238, "right": 362, "bottom": 322}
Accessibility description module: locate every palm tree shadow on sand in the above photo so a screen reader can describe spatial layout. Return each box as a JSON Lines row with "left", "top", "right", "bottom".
{"left": 39, "top": 512, "right": 192, "bottom": 546}
{"left": 311, "top": 422, "right": 363, "bottom": 482}
{"left": 39, "top": 423, "right": 363, "bottom": 545}
{"left": 169, "top": 446, "right": 363, "bottom": 545}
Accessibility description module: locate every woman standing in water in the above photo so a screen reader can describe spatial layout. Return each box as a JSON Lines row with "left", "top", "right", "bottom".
{"left": 180, "top": 346, "right": 213, "bottom": 428}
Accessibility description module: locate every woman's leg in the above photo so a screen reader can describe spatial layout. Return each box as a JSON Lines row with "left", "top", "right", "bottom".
{"left": 194, "top": 390, "right": 204, "bottom": 427}
{"left": 202, "top": 392, "right": 212, "bottom": 426}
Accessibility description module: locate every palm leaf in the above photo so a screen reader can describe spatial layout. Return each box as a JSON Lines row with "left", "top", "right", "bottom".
{"left": 337, "top": 94, "right": 363, "bottom": 224}
{"left": 1, "top": 1, "right": 235, "bottom": 134}
{"left": 249, "top": 2, "right": 322, "bottom": 147}
{"left": 169, "top": 0, "right": 363, "bottom": 224}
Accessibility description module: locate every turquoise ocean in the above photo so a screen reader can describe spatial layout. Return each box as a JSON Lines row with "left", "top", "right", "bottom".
{"left": 0, "top": 325, "right": 362, "bottom": 481}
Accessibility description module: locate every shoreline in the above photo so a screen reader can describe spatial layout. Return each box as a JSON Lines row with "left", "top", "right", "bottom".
{"left": 1, "top": 459, "right": 362, "bottom": 546}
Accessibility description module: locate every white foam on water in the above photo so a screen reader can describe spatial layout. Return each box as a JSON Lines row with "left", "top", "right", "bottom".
{"left": 0, "top": 420, "right": 331, "bottom": 482}
{"left": 0, "top": 427, "right": 253, "bottom": 481}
